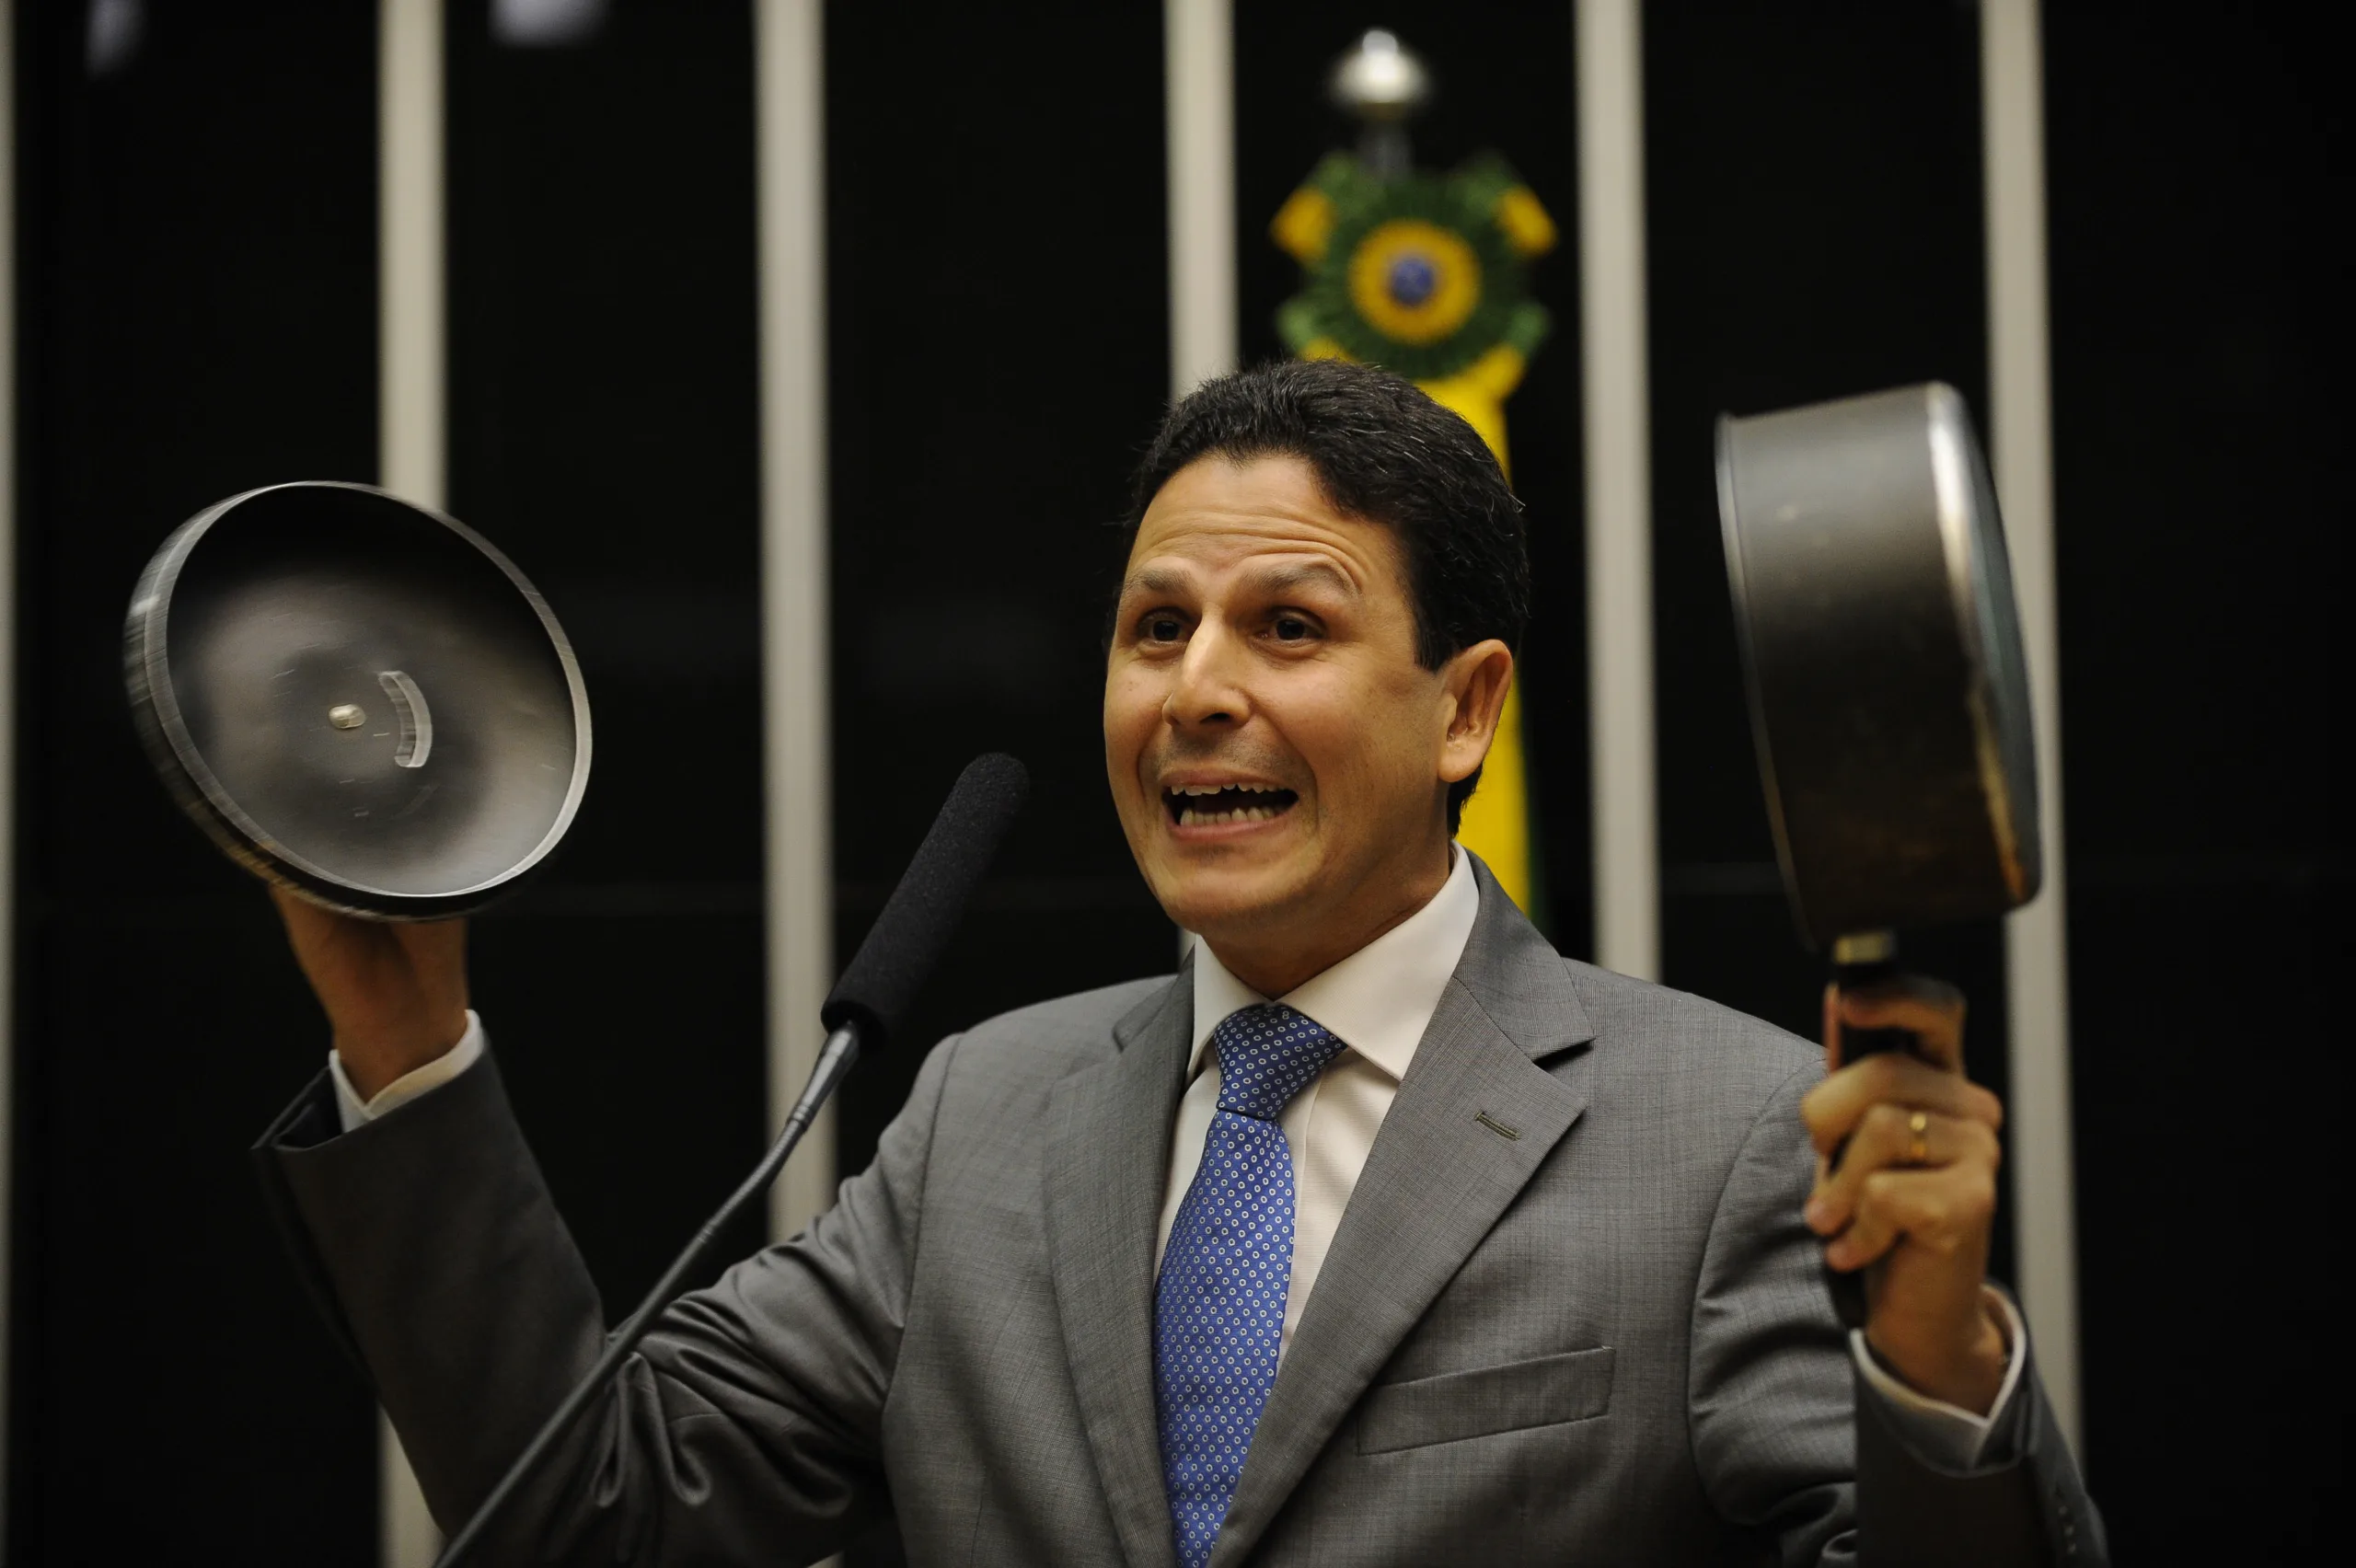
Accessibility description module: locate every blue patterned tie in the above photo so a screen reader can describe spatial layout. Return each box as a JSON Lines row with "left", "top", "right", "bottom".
{"left": 1154, "top": 1003, "right": 1345, "bottom": 1568}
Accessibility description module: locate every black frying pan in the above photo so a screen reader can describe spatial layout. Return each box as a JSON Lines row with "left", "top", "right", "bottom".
{"left": 125, "top": 481, "right": 591, "bottom": 919}
{"left": 1716, "top": 382, "right": 2042, "bottom": 1322}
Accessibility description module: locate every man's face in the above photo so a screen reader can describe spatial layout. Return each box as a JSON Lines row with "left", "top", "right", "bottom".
{"left": 1104, "top": 454, "right": 1507, "bottom": 979}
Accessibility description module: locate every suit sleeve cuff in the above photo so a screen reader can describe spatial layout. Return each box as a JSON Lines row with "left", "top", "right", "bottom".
{"left": 1849, "top": 1285, "right": 2029, "bottom": 1470}
{"left": 329, "top": 1011, "right": 487, "bottom": 1133}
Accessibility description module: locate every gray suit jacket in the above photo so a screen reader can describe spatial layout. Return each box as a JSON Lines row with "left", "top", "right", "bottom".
{"left": 260, "top": 861, "right": 2103, "bottom": 1566}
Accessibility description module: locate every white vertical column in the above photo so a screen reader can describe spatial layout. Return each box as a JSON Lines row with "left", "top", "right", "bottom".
{"left": 756, "top": 0, "right": 835, "bottom": 1243}
{"left": 1982, "top": 0, "right": 2080, "bottom": 1455}
{"left": 383, "top": 0, "right": 445, "bottom": 513}
{"left": 1576, "top": 0, "right": 1658, "bottom": 981}
{"left": 0, "top": 0, "right": 18, "bottom": 1543}
{"left": 378, "top": 3, "right": 445, "bottom": 1563}
{"left": 1163, "top": 0, "right": 1235, "bottom": 398}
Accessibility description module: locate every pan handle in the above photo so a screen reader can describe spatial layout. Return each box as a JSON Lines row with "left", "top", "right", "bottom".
{"left": 1831, "top": 930, "right": 1925, "bottom": 1065}
{"left": 1824, "top": 930, "right": 1926, "bottom": 1329}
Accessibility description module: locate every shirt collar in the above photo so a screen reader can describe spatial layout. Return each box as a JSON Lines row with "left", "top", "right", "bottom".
{"left": 1187, "top": 846, "right": 1481, "bottom": 1085}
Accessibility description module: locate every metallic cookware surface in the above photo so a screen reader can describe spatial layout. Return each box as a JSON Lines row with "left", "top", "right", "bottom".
{"left": 1717, "top": 382, "right": 2040, "bottom": 950}
{"left": 125, "top": 481, "right": 591, "bottom": 919}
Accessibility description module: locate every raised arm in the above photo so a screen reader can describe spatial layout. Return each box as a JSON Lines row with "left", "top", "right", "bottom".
{"left": 257, "top": 888, "right": 949, "bottom": 1563}
{"left": 270, "top": 884, "right": 470, "bottom": 1099}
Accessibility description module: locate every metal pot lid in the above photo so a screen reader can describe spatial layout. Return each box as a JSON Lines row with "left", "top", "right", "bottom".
{"left": 1716, "top": 383, "right": 2039, "bottom": 948}
{"left": 125, "top": 481, "right": 592, "bottom": 919}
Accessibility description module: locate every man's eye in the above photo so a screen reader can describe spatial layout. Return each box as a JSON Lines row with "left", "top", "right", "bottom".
{"left": 1143, "top": 615, "right": 1184, "bottom": 641}
{"left": 1272, "top": 615, "right": 1312, "bottom": 642}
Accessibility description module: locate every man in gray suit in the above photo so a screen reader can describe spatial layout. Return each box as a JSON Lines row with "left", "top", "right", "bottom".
{"left": 261, "top": 361, "right": 2103, "bottom": 1565}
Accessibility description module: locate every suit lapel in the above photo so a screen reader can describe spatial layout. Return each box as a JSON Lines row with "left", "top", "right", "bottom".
{"left": 1044, "top": 968, "right": 1193, "bottom": 1568}
{"left": 1209, "top": 863, "right": 1598, "bottom": 1566}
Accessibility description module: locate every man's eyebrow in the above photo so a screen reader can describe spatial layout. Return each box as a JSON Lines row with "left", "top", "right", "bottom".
{"left": 1116, "top": 559, "right": 1360, "bottom": 600}
{"left": 1249, "top": 560, "right": 1359, "bottom": 598}
{"left": 1118, "top": 566, "right": 1192, "bottom": 601}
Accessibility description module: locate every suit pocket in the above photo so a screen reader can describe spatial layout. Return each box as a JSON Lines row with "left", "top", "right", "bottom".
{"left": 1355, "top": 1346, "right": 1615, "bottom": 1455}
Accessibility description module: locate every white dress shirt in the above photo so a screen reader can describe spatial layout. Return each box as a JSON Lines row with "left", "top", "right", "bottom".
{"left": 334, "top": 846, "right": 2024, "bottom": 1465}
{"left": 330, "top": 1009, "right": 486, "bottom": 1129}
{"left": 1155, "top": 846, "right": 1483, "bottom": 1355}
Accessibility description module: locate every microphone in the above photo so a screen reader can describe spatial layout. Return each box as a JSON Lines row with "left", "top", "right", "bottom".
{"left": 822, "top": 751, "right": 1031, "bottom": 1051}
{"left": 432, "top": 754, "right": 1030, "bottom": 1567}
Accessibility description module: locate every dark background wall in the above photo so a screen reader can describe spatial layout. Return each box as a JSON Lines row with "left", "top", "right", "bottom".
{"left": 8, "top": 3, "right": 2341, "bottom": 1562}
{"left": 2042, "top": 5, "right": 2343, "bottom": 1555}
{"left": 7, "top": 5, "right": 381, "bottom": 1562}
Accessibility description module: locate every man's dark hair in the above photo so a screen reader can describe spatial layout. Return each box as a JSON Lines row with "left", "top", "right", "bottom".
{"left": 1118, "top": 358, "right": 1530, "bottom": 833}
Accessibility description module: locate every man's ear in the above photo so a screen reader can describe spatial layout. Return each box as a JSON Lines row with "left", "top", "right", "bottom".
{"left": 1437, "top": 640, "right": 1515, "bottom": 785}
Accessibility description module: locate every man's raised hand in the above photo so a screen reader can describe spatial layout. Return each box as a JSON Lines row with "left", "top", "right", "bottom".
{"left": 1800, "top": 976, "right": 2011, "bottom": 1413}
{"left": 271, "top": 885, "right": 470, "bottom": 1101}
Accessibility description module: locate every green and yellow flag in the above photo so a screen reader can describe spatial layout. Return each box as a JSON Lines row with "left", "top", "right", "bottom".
{"left": 1272, "top": 151, "right": 1556, "bottom": 912}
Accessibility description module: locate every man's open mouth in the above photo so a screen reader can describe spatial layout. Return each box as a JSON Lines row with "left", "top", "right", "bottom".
{"left": 1162, "top": 782, "right": 1299, "bottom": 827}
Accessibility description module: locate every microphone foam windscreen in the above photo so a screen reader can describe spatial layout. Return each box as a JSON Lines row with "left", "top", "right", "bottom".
{"left": 820, "top": 753, "right": 1030, "bottom": 1051}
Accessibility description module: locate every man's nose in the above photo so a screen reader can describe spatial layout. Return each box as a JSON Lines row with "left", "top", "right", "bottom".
{"left": 1164, "top": 620, "right": 1249, "bottom": 729}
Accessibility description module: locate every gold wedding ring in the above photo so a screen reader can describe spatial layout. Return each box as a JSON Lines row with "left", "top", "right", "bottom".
{"left": 1906, "top": 1110, "right": 1930, "bottom": 1165}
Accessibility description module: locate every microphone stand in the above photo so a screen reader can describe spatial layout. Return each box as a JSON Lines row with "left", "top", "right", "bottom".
{"left": 422, "top": 751, "right": 1028, "bottom": 1562}
{"left": 428, "top": 1022, "right": 863, "bottom": 1568}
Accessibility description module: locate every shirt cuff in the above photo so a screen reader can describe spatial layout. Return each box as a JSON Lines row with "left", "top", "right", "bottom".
{"left": 1848, "top": 1285, "right": 2028, "bottom": 1470}
{"left": 329, "top": 1011, "right": 486, "bottom": 1133}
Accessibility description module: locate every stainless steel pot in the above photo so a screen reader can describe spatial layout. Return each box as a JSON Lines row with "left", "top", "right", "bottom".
{"left": 125, "top": 481, "right": 592, "bottom": 919}
{"left": 1717, "top": 382, "right": 2041, "bottom": 957}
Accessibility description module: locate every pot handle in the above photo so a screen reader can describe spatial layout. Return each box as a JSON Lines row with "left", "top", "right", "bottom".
{"left": 1824, "top": 932, "right": 1928, "bottom": 1329}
